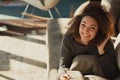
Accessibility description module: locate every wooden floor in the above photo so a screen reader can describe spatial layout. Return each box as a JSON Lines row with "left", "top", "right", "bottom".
{"left": 0, "top": 35, "right": 47, "bottom": 80}
{"left": 0, "top": 17, "right": 47, "bottom": 80}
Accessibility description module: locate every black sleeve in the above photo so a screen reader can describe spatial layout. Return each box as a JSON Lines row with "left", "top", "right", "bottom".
{"left": 97, "top": 40, "right": 120, "bottom": 79}
{"left": 58, "top": 34, "right": 74, "bottom": 75}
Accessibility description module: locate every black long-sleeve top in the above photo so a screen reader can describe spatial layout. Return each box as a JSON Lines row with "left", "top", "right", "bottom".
{"left": 59, "top": 34, "right": 120, "bottom": 79}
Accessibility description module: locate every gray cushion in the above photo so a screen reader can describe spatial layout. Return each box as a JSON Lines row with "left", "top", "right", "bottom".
{"left": 47, "top": 18, "right": 71, "bottom": 80}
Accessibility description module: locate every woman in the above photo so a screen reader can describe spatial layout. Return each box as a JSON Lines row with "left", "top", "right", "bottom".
{"left": 58, "top": 2, "right": 119, "bottom": 80}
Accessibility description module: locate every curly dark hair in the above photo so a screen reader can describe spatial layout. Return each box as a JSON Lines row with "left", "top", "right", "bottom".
{"left": 66, "top": 2, "right": 114, "bottom": 45}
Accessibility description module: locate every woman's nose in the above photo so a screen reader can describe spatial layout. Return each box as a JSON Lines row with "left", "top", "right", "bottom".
{"left": 84, "top": 27, "right": 89, "bottom": 32}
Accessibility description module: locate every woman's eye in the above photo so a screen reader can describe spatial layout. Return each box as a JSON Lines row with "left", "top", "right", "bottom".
{"left": 81, "top": 24, "right": 85, "bottom": 28}
{"left": 91, "top": 27, "right": 95, "bottom": 30}
{"left": 89, "top": 27, "right": 96, "bottom": 31}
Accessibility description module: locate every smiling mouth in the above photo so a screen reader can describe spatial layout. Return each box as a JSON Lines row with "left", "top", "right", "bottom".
{"left": 82, "top": 34, "right": 89, "bottom": 39}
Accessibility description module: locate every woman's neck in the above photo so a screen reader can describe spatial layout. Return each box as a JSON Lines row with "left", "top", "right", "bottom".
{"left": 75, "top": 37, "right": 88, "bottom": 45}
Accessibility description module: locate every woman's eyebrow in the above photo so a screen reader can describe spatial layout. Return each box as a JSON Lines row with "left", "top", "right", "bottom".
{"left": 81, "top": 20, "right": 97, "bottom": 27}
{"left": 81, "top": 21, "right": 86, "bottom": 24}
{"left": 90, "top": 25, "right": 97, "bottom": 27}
{"left": 90, "top": 25, "right": 96, "bottom": 27}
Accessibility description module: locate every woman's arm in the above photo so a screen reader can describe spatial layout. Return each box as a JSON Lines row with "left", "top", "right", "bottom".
{"left": 97, "top": 39, "right": 119, "bottom": 79}
{"left": 59, "top": 35, "right": 73, "bottom": 72}
{"left": 58, "top": 35, "right": 74, "bottom": 79}
{"left": 97, "top": 36, "right": 109, "bottom": 55}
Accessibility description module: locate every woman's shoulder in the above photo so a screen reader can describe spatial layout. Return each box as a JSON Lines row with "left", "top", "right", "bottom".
{"left": 63, "top": 33, "right": 74, "bottom": 40}
{"left": 107, "top": 39, "right": 114, "bottom": 45}
{"left": 105, "top": 38, "right": 114, "bottom": 50}
{"left": 63, "top": 33, "right": 75, "bottom": 43}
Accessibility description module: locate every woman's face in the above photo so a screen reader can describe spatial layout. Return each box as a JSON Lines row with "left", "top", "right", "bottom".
{"left": 79, "top": 16, "right": 98, "bottom": 45}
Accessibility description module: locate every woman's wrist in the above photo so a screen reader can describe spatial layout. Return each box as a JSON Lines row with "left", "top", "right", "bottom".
{"left": 98, "top": 50, "right": 105, "bottom": 55}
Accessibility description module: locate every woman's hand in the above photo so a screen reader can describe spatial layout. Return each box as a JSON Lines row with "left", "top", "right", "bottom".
{"left": 97, "top": 36, "right": 110, "bottom": 55}
{"left": 60, "top": 73, "right": 70, "bottom": 80}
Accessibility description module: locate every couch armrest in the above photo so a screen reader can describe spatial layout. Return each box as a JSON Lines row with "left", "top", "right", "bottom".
{"left": 46, "top": 18, "right": 71, "bottom": 80}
